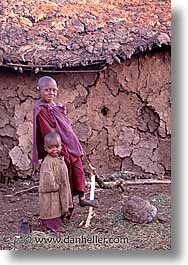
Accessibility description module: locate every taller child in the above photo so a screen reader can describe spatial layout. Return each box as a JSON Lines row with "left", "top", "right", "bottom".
{"left": 32, "top": 76, "right": 97, "bottom": 209}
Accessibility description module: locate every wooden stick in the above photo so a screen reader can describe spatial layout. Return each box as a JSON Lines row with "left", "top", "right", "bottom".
{"left": 102, "top": 179, "right": 171, "bottom": 187}
{"left": 86, "top": 178, "right": 171, "bottom": 188}
{"left": 121, "top": 170, "right": 169, "bottom": 179}
{"left": 85, "top": 173, "right": 96, "bottom": 227}
{"left": 4, "top": 64, "right": 107, "bottom": 73}
{"left": 5, "top": 186, "right": 38, "bottom": 197}
{"left": 120, "top": 179, "right": 171, "bottom": 185}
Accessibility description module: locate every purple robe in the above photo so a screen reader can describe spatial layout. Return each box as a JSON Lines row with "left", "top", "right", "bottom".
{"left": 32, "top": 98, "right": 83, "bottom": 165}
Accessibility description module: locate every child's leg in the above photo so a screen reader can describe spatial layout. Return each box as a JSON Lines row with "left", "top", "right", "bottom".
{"left": 39, "top": 217, "right": 64, "bottom": 233}
{"left": 71, "top": 156, "right": 97, "bottom": 207}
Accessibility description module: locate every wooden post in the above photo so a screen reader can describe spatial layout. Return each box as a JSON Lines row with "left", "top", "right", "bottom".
{"left": 85, "top": 173, "right": 96, "bottom": 227}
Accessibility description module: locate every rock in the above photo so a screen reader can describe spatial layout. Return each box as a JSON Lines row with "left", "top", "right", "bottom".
{"left": 9, "top": 146, "right": 31, "bottom": 171}
{"left": 121, "top": 195, "right": 157, "bottom": 224}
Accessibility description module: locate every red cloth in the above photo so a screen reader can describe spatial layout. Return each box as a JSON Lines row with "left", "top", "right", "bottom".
{"left": 33, "top": 99, "right": 83, "bottom": 162}
{"left": 37, "top": 107, "right": 85, "bottom": 196}
{"left": 39, "top": 211, "right": 73, "bottom": 233}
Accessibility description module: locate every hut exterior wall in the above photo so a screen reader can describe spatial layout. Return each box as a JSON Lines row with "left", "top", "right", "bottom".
{"left": 0, "top": 50, "right": 170, "bottom": 179}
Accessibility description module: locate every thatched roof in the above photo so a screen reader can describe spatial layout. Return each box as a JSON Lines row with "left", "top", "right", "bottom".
{"left": 0, "top": 0, "right": 171, "bottom": 72}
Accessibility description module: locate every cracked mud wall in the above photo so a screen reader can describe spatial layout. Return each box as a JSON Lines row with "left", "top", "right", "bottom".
{"left": 0, "top": 49, "right": 170, "bottom": 179}
{"left": 0, "top": 71, "right": 37, "bottom": 180}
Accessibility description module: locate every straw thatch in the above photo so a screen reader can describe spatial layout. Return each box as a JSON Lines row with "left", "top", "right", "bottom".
{"left": 0, "top": 0, "right": 171, "bottom": 72}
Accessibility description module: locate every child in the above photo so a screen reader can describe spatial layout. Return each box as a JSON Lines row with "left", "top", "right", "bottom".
{"left": 32, "top": 76, "right": 97, "bottom": 215}
{"left": 39, "top": 131, "right": 73, "bottom": 233}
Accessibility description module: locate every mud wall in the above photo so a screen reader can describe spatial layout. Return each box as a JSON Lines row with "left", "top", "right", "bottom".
{"left": 0, "top": 49, "right": 171, "bottom": 179}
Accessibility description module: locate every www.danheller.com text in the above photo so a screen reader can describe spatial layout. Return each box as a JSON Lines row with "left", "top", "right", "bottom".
{"left": 14, "top": 234, "right": 129, "bottom": 245}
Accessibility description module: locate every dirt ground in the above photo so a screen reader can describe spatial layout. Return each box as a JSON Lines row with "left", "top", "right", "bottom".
{"left": 0, "top": 177, "right": 171, "bottom": 251}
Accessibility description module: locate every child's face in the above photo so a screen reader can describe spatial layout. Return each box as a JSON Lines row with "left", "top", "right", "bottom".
{"left": 44, "top": 138, "right": 62, "bottom": 157}
{"left": 40, "top": 81, "right": 58, "bottom": 104}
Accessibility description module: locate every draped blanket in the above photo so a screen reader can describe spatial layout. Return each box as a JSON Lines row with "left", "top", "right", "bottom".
{"left": 32, "top": 98, "right": 83, "bottom": 165}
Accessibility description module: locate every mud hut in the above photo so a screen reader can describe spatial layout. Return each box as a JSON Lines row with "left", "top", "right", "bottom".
{"left": 0, "top": 0, "right": 171, "bottom": 182}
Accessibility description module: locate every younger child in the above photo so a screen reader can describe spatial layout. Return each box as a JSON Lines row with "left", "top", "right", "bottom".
{"left": 39, "top": 131, "right": 73, "bottom": 233}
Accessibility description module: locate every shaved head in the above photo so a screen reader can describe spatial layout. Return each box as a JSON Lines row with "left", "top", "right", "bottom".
{"left": 38, "top": 76, "right": 57, "bottom": 90}
{"left": 44, "top": 131, "right": 61, "bottom": 146}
